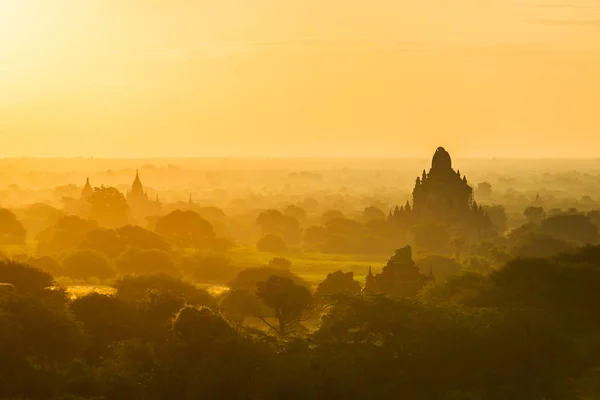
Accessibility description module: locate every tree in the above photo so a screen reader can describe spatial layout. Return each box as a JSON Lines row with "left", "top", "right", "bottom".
{"left": 303, "top": 226, "right": 327, "bottom": 250}
{"left": 113, "top": 273, "right": 216, "bottom": 307}
{"left": 256, "top": 276, "right": 313, "bottom": 336}
{"left": 17, "top": 203, "right": 63, "bottom": 239}
{"left": 361, "top": 206, "right": 386, "bottom": 222}
{"left": 541, "top": 213, "right": 599, "bottom": 244}
{"left": 524, "top": 206, "right": 545, "bottom": 225}
{"left": 114, "top": 248, "right": 177, "bottom": 275}
{"left": 588, "top": 210, "right": 600, "bottom": 230}
{"left": 511, "top": 233, "right": 575, "bottom": 259}
{"left": 477, "top": 182, "right": 493, "bottom": 197}
{"left": 190, "top": 255, "right": 238, "bottom": 282}
{"left": 315, "top": 271, "right": 361, "bottom": 298}
{"left": 0, "top": 260, "right": 54, "bottom": 294}
{"left": 321, "top": 209, "right": 345, "bottom": 224}
{"left": 155, "top": 210, "right": 215, "bottom": 248}
{"left": 484, "top": 205, "right": 508, "bottom": 233}
{"left": 116, "top": 225, "right": 170, "bottom": 251}
{"left": 81, "top": 226, "right": 170, "bottom": 259}
{"left": 220, "top": 289, "right": 264, "bottom": 325}
{"left": 229, "top": 267, "right": 308, "bottom": 292}
{"left": 26, "top": 256, "right": 64, "bottom": 277}
{"left": 0, "top": 293, "right": 85, "bottom": 365}
{"left": 36, "top": 216, "right": 98, "bottom": 255}
{"left": 0, "top": 208, "right": 26, "bottom": 245}
{"left": 171, "top": 306, "right": 234, "bottom": 346}
{"left": 80, "top": 229, "right": 125, "bottom": 259}
{"left": 87, "top": 186, "right": 130, "bottom": 228}
{"left": 257, "top": 234, "right": 288, "bottom": 253}
{"left": 70, "top": 293, "right": 136, "bottom": 363}
{"left": 62, "top": 250, "right": 116, "bottom": 280}
{"left": 267, "top": 257, "right": 292, "bottom": 269}
{"left": 284, "top": 205, "right": 307, "bottom": 222}
{"left": 256, "top": 210, "right": 302, "bottom": 245}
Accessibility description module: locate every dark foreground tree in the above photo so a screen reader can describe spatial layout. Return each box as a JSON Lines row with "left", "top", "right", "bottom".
{"left": 256, "top": 276, "right": 312, "bottom": 336}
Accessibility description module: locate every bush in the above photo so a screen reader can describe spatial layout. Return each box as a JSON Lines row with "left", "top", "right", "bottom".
{"left": 229, "top": 267, "right": 308, "bottom": 292}
{"left": 115, "top": 248, "right": 177, "bottom": 275}
{"left": 0, "top": 260, "right": 54, "bottom": 294}
{"left": 27, "top": 256, "right": 65, "bottom": 277}
{"left": 0, "top": 208, "right": 26, "bottom": 245}
{"left": 171, "top": 306, "right": 234, "bottom": 346}
{"left": 70, "top": 293, "right": 136, "bottom": 362}
{"left": 315, "top": 271, "right": 361, "bottom": 297}
{"left": 190, "top": 255, "right": 239, "bottom": 283}
{"left": 63, "top": 250, "right": 116, "bottom": 280}
{"left": 267, "top": 257, "right": 292, "bottom": 269}
{"left": 113, "top": 274, "right": 216, "bottom": 307}
{"left": 155, "top": 210, "right": 215, "bottom": 248}
{"left": 257, "top": 234, "right": 288, "bottom": 253}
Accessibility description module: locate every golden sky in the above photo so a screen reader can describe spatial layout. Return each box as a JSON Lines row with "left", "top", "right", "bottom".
{"left": 1, "top": 0, "right": 599, "bottom": 157}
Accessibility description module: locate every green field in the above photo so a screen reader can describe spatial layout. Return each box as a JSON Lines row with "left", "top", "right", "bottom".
{"left": 61, "top": 249, "right": 390, "bottom": 299}
{"left": 227, "top": 247, "right": 389, "bottom": 286}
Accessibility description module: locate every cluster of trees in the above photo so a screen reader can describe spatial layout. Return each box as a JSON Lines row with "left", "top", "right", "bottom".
{"left": 4, "top": 242, "right": 600, "bottom": 399}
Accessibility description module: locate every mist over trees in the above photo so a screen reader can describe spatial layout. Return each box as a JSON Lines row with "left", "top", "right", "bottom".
{"left": 2, "top": 154, "right": 600, "bottom": 398}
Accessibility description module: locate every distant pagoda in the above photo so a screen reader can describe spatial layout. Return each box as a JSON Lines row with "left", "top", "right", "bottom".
{"left": 389, "top": 147, "right": 491, "bottom": 234}
{"left": 363, "top": 246, "right": 433, "bottom": 297}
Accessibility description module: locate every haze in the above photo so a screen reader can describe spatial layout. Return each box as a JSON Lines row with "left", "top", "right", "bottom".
{"left": 1, "top": 0, "right": 599, "bottom": 158}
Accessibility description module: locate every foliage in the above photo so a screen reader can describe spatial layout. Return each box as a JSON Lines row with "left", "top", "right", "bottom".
{"left": 257, "top": 234, "right": 288, "bottom": 253}
{"left": 314, "top": 270, "right": 361, "bottom": 298}
{"left": 0, "top": 260, "right": 54, "bottom": 294}
{"left": 524, "top": 206, "right": 545, "bottom": 225}
{"left": 155, "top": 210, "right": 215, "bottom": 248}
{"left": 37, "top": 216, "right": 98, "bottom": 255}
{"left": 541, "top": 213, "right": 599, "bottom": 244}
{"left": 115, "top": 248, "right": 177, "bottom": 275}
{"left": 62, "top": 250, "right": 116, "bottom": 280}
{"left": 257, "top": 209, "right": 302, "bottom": 246}
{"left": 267, "top": 257, "right": 292, "bottom": 269}
{"left": 87, "top": 186, "right": 130, "bottom": 228}
{"left": 26, "top": 256, "right": 65, "bottom": 277}
{"left": 229, "top": 267, "right": 308, "bottom": 292}
{"left": 256, "top": 276, "right": 313, "bottom": 336}
{"left": 171, "top": 306, "right": 234, "bottom": 346}
{"left": 511, "top": 232, "right": 575, "bottom": 259}
{"left": 70, "top": 293, "right": 136, "bottom": 363}
{"left": 219, "top": 289, "right": 265, "bottom": 324}
{"left": 0, "top": 208, "right": 27, "bottom": 245}
{"left": 81, "top": 226, "right": 170, "bottom": 259}
{"left": 189, "top": 254, "right": 238, "bottom": 283}
{"left": 113, "top": 274, "right": 216, "bottom": 307}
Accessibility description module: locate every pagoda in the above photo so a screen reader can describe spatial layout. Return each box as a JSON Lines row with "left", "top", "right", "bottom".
{"left": 390, "top": 147, "right": 491, "bottom": 233}
{"left": 363, "top": 246, "right": 433, "bottom": 297}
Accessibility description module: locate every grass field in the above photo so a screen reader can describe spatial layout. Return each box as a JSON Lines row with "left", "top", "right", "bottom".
{"left": 59, "top": 248, "right": 391, "bottom": 298}
{"left": 228, "top": 246, "right": 389, "bottom": 286}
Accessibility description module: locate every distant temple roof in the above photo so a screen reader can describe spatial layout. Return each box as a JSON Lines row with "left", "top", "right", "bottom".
{"left": 81, "top": 177, "right": 93, "bottom": 200}
{"left": 431, "top": 147, "right": 452, "bottom": 171}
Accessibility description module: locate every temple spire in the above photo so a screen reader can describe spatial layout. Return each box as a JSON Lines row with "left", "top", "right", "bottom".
{"left": 81, "top": 177, "right": 93, "bottom": 200}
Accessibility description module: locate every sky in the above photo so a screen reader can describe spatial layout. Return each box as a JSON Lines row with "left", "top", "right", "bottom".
{"left": 0, "top": 0, "right": 599, "bottom": 158}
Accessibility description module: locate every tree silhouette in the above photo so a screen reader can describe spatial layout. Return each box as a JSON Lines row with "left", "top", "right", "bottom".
{"left": 88, "top": 186, "right": 130, "bottom": 228}
{"left": 256, "top": 276, "right": 312, "bottom": 336}
{"left": 257, "top": 234, "right": 288, "bottom": 253}
{"left": 155, "top": 210, "right": 215, "bottom": 248}
{"left": 0, "top": 208, "right": 26, "bottom": 245}
{"left": 62, "top": 250, "right": 116, "bottom": 280}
